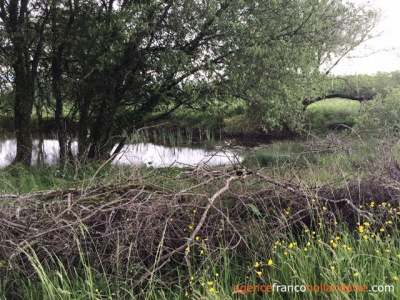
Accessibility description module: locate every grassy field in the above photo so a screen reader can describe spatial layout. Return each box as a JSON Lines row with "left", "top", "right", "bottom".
{"left": 306, "top": 98, "right": 361, "bottom": 133}
{"left": 1, "top": 133, "right": 400, "bottom": 299}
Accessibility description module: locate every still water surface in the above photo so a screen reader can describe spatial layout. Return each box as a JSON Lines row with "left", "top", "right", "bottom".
{"left": 0, "top": 139, "right": 241, "bottom": 168}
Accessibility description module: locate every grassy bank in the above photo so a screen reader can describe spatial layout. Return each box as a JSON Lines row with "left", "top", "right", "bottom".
{"left": 1, "top": 134, "right": 400, "bottom": 299}
{"left": 0, "top": 97, "right": 361, "bottom": 141}
{"left": 306, "top": 98, "right": 361, "bottom": 133}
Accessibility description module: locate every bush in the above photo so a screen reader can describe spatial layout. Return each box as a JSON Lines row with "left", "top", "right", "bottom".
{"left": 355, "top": 88, "right": 400, "bottom": 136}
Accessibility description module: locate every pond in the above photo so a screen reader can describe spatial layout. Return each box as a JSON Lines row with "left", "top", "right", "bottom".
{"left": 0, "top": 139, "right": 242, "bottom": 168}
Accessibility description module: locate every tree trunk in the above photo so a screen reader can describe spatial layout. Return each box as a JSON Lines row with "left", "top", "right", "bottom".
{"left": 87, "top": 101, "right": 118, "bottom": 160}
{"left": 78, "top": 95, "right": 91, "bottom": 159}
{"left": 2, "top": 0, "right": 47, "bottom": 166}
{"left": 34, "top": 99, "right": 45, "bottom": 165}
{"left": 12, "top": 55, "right": 34, "bottom": 166}
{"left": 52, "top": 47, "right": 67, "bottom": 166}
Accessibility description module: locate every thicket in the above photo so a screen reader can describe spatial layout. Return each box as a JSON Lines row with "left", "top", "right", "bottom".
{"left": 355, "top": 88, "right": 400, "bottom": 136}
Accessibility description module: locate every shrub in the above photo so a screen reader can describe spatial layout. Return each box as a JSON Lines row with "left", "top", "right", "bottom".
{"left": 355, "top": 88, "right": 400, "bottom": 136}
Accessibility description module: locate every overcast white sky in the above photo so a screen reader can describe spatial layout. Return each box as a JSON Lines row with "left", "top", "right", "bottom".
{"left": 331, "top": 0, "right": 400, "bottom": 75}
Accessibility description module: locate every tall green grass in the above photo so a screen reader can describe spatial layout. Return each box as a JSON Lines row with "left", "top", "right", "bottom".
{"left": 241, "top": 135, "right": 383, "bottom": 185}
{"left": 307, "top": 98, "right": 360, "bottom": 133}
{"left": 1, "top": 203, "right": 399, "bottom": 299}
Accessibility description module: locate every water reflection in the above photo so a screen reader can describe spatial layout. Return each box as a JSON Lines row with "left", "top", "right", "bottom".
{"left": 0, "top": 139, "right": 241, "bottom": 168}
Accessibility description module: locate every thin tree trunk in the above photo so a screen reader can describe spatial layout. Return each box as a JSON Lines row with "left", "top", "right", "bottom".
{"left": 34, "top": 100, "right": 45, "bottom": 165}
{"left": 78, "top": 95, "right": 91, "bottom": 159}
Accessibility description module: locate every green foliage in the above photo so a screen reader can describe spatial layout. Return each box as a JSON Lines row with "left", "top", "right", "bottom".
{"left": 312, "top": 71, "right": 400, "bottom": 104}
{"left": 355, "top": 88, "right": 400, "bottom": 136}
{"left": 223, "top": 1, "right": 378, "bottom": 133}
{"left": 1, "top": 0, "right": 380, "bottom": 164}
{"left": 242, "top": 141, "right": 316, "bottom": 169}
{"left": 0, "top": 163, "right": 122, "bottom": 194}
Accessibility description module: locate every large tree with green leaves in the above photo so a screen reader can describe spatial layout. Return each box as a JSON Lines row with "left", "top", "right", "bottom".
{"left": 0, "top": 0, "right": 379, "bottom": 164}
{"left": 220, "top": 0, "right": 379, "bottom": 132}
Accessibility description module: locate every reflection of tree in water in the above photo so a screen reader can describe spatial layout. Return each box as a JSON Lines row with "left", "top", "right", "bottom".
{"left": 37, "top": 136, "right": 45, "bottom": 165}
{"left": 0, "top": 139, "right": 241, "bottom": 168}
{"left": 31, "top": 138, "right": 45, "bottom": 165}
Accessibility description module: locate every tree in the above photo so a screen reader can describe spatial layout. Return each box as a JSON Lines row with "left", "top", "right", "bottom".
{"left": 0, "top": 0, "right": 380, "bottom": 165}
{"left": 303, "top": 71, "right": 400, "bottom": 108}
{"left": 220, "top": 0, "right": 379, "bottom": 132}
{"left": 0, "top": 0, "right": 49, "bottom": 166}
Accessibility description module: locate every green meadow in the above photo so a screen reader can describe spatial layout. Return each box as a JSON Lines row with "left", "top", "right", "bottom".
{"left": 306, "top": 98, "right": 361, "bottom": 133}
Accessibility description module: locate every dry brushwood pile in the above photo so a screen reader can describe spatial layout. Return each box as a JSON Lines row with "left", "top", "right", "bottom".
{"left": 0, "top": 163, "right": 400, "bottom": 286}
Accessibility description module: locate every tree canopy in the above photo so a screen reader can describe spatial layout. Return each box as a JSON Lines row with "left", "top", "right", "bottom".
{"left": 0, "top": 0, "right": 379, "bottom": 165}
